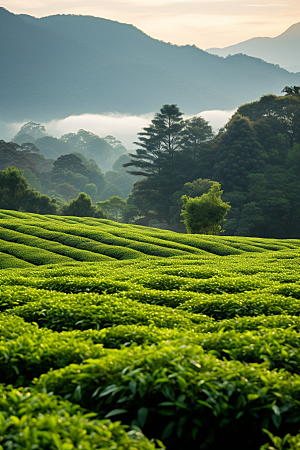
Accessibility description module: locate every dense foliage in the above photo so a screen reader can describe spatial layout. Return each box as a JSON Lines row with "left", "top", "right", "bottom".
{"left": 181, "top": 182, "right": 231, "bottom": 234}
{"left": 125, "top": 90, "right": 300, "bottom": 238}
{"left": 1, "top": 212, "right": 300, "bottom": 448}
{"left": 3, "top": 122, "right": 135, "bottom": 204}
{"left": 3, "top": 89, "right": 300, "bottom": 238}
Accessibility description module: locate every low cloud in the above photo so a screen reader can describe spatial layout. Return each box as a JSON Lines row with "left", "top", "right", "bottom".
{"left": 0, "top": 110, "right": 235, "bottom": 150}
{"left": 0, "top": 121, "right": 24, "bottom": 142}
{"left": 195, "top": 109, "right": 236, "bottom": 130}
{"left": 45, "top": 110, "right": 235, "bottom": 148}
{"left": 45, "top": 113, "right": 154, "bottom": 150}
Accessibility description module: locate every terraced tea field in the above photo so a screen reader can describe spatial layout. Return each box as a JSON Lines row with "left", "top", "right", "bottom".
{"left": 1, "top": 210, "right": 300, "bottom": 449}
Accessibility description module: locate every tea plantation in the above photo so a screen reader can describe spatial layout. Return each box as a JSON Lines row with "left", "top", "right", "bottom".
{"left": 1, "top": 210, "right": 300, "bottom": 449}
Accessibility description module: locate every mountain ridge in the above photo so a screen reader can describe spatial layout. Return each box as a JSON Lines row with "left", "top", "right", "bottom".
{"left": 1, "top": 7, "right": 299, "bottom": 124}
{"left": 207, "top": 22, "right": 300, "bottom": 72}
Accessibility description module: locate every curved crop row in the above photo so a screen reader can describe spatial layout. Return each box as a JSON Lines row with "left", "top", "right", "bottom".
{"left": 0, "top": 226, "right": 113, "bottom": 262}
{"left": 0, "top": 251, "right": 34, "bottom": 269}
{"left": 0, "top": 239, "right": 73, "bottom": 265}
{"left": 6, "top": 293, "right": 212, "bottom": 332}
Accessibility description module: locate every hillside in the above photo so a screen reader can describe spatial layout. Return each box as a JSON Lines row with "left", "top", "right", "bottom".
{"left": 1, "top": 7, "right": 300, "bottom": 123}
{"left": 1, "top": 211, "right": 300, "bottom": 448}
{"left": 207, "top": 22, "right": 300, "bottom": 72}
{"left": 1, "top": 210, "right": 300, "bottom": 267}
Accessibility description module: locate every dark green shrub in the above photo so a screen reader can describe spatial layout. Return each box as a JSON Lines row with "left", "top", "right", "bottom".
{"left": 35, "top": 342, "right": 300, "bottom": 450}
{"left": 177, "top": 291, "right": 300, "bottom": 319}
{"left": 0, "top": 330, "right": 106, "bottom": 385}
{"left": 8, "top": 295, "right": 212, "bottom": 331}
{"left": 0, "top": 386, "right": 161, "bottom": 450}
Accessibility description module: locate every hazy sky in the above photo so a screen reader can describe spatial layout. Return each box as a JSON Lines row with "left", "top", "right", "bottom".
{"left": 3, "top": 0, "right": 300, "bottom": 48}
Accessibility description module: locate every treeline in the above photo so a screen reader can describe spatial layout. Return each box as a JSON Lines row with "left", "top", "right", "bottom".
{"left": 0, "top": 124, "right": 138, "bottom": 202}
{"left": 12, "top": 122, "right": 127, "bottom": 170}
{"left": 125, "top": 88, "right": 300, "bottom": 238}
{"left": 1, "top": 87, "right": 300, "bottom": 238}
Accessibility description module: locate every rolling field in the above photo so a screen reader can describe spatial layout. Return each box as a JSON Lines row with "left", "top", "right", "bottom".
{"left": 1, "top": 210, "right": 300, "bottom": 449}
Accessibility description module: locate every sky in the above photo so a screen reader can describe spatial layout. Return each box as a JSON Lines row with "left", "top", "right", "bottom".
{"left": 2, "top": 0, "right": 300, "bottom": 48}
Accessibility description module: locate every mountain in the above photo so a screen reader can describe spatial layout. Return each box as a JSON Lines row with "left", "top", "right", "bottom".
{"left": 1, "top": 7, "right": 300, "bottom": 124}
{"left": 207, "top": 23, "right": 300, "bottom": 73}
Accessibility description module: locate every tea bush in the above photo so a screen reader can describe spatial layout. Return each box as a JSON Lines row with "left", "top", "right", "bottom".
{"left": 197, "top": 314, "right": 300, "bottom": 333}
{"left": 0, "top": 252, "right": 34, "bottom": 269}
{"left": 1, "top": 211, "right": 300, "bottom": 449}
{"left": 118, "top": 288, "right": 206, "bottom": 308}
{"left": 271, "top": 284, "right": 300, "bottom": 299}
{"left": 20, "top": 221, "right": 190, "bottom": 257}
{"left": 177, "top": 291, "right": 300, "bottom": 319}
{"left": 0, "top": 240, "right": 73, "bottom": 265}
{"left": 0, "top": 385, "right": 161, "bottom": 450}
{"left": 0, "top": 227, "right": 112, "bottom": 262}
{"left": 35, "top": 342, "right": 300, "bottom": 450}
{"left": 0, "top": 326, "right": 107, "bottom": 385}
{"left": 7, "top": 295, "right": 212, "bottom": 331}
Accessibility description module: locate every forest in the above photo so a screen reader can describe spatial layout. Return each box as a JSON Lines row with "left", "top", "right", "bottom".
{"left": 1, "top": 86, "right": 300, "bottom": 238}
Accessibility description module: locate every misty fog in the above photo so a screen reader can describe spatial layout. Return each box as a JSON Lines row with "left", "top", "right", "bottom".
{"left": 1, "top": 110, "right": 236, "bottom": 150}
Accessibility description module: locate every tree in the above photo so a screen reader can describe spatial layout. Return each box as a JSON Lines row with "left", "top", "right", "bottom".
{"left": 22, "top": 168, "right": 42, "bottom": 191}
{"left": 170, "top": 178, "right": 216, "bottom": 228}
{"left": 181, "top": 182, "right": 231, "bottom": 234}
{"left": 282, "top": 85, "right": 300, "bottom": 96}
{"left": 0, "top": 140, "right": 39, "bottom": 174}
{"left": 62, "top": 193, "right": 96, "bottom": 217}
{"left": 0, "top": 166, "right": 56, "bottom": 214}
{"left": 60, "top": 130, "right": 117, "bottom": 171}
{"left": 180, "top": 116, "right": 214, "bottom": 162}
{"left": 51, "top": 154, "right": 89, "bottom": 192}
{"left": 21, "top": 190, "right": 57, "bottom": 215}
{"left": 212, "top": 115, "right": 265, "bottom": 191}
{"left": 124, "top": 104, "right": 185, "bottom": 177}
{"left": 99, "top": 183, "right": 124, "bottom": 201}
{"left": 237, "top": 92, "right": 300, "bottom": 147}
{"left": 235, "top": 202, "right": 265, "bottom": 236}
{"left": 34, "top": 136, "right": 71, "bottom": 159}
{"left": 97, "top": 196, "right": 126, "bottom": 222}
{"left": 85, "top": 183, "right": 98, "bottom": 202}
{"left": 0, "top": 166, "right": 30, "bottom": 210}
{"left": 55, "top": 183, "right": 80, "bottom": 201}
{"left": 123, "top": 104, "right": 189, "bottom": 222}
{"left": 52, "top": 154, "right": 88, "bottom": 176}
{"left": 122, "top": 203, "right": 139, "bottom": 223}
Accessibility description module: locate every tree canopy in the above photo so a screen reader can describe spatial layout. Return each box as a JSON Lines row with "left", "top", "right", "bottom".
{"left": 97, "top": 196, "right": 126, "bottom": 222}
{"left": 124, "top": 104, "right": 214, "bottom": 223}
{"left": 181, "top": 182, "right": 231, "bottom": 234}
{"left": 62, "top": 193, "right": 97, "bottom": 217}
{"left": 0, "top": 167, "right": 56, "bottom": 214}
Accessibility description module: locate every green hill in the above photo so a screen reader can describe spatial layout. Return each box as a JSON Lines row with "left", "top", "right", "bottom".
{"left": 1, "top": 210, "right": 299, "bottom": 267}
{"left": 1, "top": 211, "right": 300, "bottom": 449}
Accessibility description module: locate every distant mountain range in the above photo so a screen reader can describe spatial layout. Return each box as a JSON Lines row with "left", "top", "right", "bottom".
{"left": 207, "top": 23, "right": 300, "bottom": 73}
{"left": 1, "top": 7, "right": 300, "bottom": 123}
